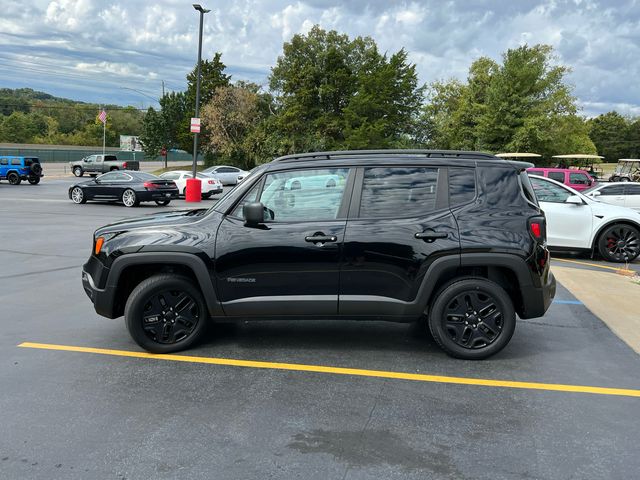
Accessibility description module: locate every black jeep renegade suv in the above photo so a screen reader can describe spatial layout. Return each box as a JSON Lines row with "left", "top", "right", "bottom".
{"left": 82, "top": 150, "right": 555, "bottom": 359}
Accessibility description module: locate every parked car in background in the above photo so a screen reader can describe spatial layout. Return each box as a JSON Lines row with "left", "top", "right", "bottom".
{"left": 582, "top": 182, "right": 640, "bottom": 212}
{"left": 527, "top": 167, "right": 595, "bottom": 191}
{"left": 69, "top": 171, "right": 178, "bottom": 207}
{"left": 201, "top": 165, "right": 248, "bottom": 185}
{"left": 528, "top": 175, "right": 640, "bottom": 262}
{"left": 69, "top": 154, "right": 139, "bottom": 177}
{"left": 159, "top": 170, "right": 223, "bottom": 198}
{"left": 0, "top": 156, "right": 44, "bottom": 184}
{"left": 81, "top": 149, "right": 556, "bottom": 359}
{"left": 610, "top": 159, "right": 640, "bottom": 182}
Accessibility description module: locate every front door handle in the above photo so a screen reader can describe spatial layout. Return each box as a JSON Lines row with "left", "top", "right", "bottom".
{"left": 415, "top": 231, "right": 448, "bottom": 242}
{"left": 305, "top": 234, "right": 338, "bottom": 243}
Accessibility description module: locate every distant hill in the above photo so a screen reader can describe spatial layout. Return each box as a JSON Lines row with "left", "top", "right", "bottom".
{"left": 0, "top": 88, "right": 143, "bottom": 146}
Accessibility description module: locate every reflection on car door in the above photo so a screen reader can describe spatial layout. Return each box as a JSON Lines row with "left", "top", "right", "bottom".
{"left": 215, "top": 167, "right": 353, "bottom": 317}
{"left": 340, "top": 166, "right": 459, "bottom": 318}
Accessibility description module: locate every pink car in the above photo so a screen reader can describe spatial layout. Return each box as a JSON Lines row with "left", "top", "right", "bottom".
{"left": 526, "top": 167, "right": 596, "bottom": 191}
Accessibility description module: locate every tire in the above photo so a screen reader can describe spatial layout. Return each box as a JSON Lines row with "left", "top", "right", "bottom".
{"left": 121, "top": 189, "right": 139, "bottom": 207}
{"left": 110, "top": 167, "right": 118, "bottom": 171}
{"left": 597, "top": 224, "right": 640, "bottom": 263}
{"left": 7, "top": 172, "right": 21, "bottom": 185}
{"left": 73, "top": 166, "right": 83, "bottom": 177}
{"left": 202, "top": 192, "right": 212, "bottom": 199}
{"left": 155, "top": 199, "right": 171, "bottom": 206}
{"left": 620, "top": 177, "right": 630, "bottom": 182}
{"left": 70, "top": 186, "right": 86, "bottom": 204}
{"left": 89, "top": 174, "right": 97, "bottom": 178}
{"left": 28, "top": 176, "right": 40, "bottom": 185}
{"left": 30, "top": 163, "right": 42, "bottom": 176}
{"left": 124, "top": 274, "right": 208, "bottom": 353}
{"left": 182, "top": 187, "right": 187, "bottom": 197}
{"left": 427, "top": 278, "right": 516, "bottom": 360}
{"left": 610, "top": 175, "right": 619, "bottom": 182}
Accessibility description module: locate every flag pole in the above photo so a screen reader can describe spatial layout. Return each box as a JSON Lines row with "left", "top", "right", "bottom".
{"left": 102, "top": 107, "right": 106, "bottom": 155}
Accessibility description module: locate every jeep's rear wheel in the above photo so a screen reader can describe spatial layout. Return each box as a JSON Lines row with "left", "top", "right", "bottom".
{"left": 28, "top": 175, "right": 40, "bottom": 185}
{"left": 597, "top": 224, "right": 640, "bottom": 262}
{"left": 7, "top": 172, "right": 21, "bottom": 185}
{"left": 428, "top": 278, "right": 516, "bottom": 360}
{"left": 125, "top": 274, "right": 208, "bottom": 353}
{"left": 73, "top": 166, "right": 83, "bottom": 177}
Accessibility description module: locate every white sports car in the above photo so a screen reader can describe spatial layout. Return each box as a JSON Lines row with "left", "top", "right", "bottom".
{"left": 529, "top": 175, "right": 640, "bottom": 263}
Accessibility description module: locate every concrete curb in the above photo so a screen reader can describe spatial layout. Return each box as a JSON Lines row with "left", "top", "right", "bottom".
{"left": 552, "top": 265, "right": 640, "bottom": 354}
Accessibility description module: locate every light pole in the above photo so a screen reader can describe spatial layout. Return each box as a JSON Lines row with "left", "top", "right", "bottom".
{"left": 186, "top": 3, "right": 210, "bottom": 203}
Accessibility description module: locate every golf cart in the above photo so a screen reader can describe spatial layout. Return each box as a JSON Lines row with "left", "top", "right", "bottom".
{"left": 610, "top": 159, "right": 640, "bottom": 182}
{"left": 552, "top": 154, "right": 605, "bottom": 180}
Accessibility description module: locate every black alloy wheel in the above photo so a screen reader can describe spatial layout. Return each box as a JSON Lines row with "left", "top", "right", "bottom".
{"left": 125, "top": 275, "right": 208, "bottom": 353}
{"left": 7, "top": 172, "right": 21, "bottom": 185}
{"left": 598, "top": 224, "right": 640, "bottom": 262}
{"left": 28, "top": 176, "right": 40, "bottom": 185}
{"left": 428, "top": 278, "right": 516, "bottom": 360}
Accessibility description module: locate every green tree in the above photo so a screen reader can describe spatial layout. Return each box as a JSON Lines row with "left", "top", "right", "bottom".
{"left": 588, "top": 112, "right": 631, "bottom": 161}
{"left": 269, "top": 26, "right": 424, "bottom": 153}
{"left": 201, "top": 83, "right": 264, "bottom": 169}
{"left": 139, "top": 107, "right": 165, "bottom": 158}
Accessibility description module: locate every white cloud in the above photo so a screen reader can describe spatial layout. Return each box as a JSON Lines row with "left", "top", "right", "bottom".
{"left": 0, "top": 0, "right": 637, "bottom": 116}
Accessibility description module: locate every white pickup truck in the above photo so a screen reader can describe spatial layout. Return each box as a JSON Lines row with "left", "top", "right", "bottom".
{"left": 69, "top": 154, "right": 139, "bottom": 177}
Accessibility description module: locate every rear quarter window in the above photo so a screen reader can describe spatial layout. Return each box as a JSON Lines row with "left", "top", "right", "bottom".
{"left": 449, "top": 168, "right": 476, "bottom": 205}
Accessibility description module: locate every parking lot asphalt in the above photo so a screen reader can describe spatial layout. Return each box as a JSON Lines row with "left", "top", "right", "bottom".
{"left": 1, "top": 178, "right": 640, "bottom": 480}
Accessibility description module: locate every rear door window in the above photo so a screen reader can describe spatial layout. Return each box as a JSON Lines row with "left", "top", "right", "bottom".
{"left": 11, "top": 158, "right": 22, "bottom": 165}
{"left": 625, "top": 185, "right": 640, "bottom": 195}
{"left": 599, "top": 185, "right": 626, "bottom": 196}
{"left": 547, "top": 171, "right": 565, "bottom": 183}
{"left": 359, "top": 167, "right": 440, "bottom": 218}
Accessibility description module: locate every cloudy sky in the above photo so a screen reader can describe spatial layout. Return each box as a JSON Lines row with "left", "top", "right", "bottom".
{"left": 1, "top": 0, "right": 638, "bottom": 117}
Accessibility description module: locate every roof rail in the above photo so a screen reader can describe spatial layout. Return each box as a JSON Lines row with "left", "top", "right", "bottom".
{"left": 273, "top": 149, "right": 499, "bottom": 163}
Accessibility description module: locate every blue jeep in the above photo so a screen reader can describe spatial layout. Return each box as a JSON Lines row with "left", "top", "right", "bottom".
{"left": 0, "top": 156, "right": 44, "bottom": 184}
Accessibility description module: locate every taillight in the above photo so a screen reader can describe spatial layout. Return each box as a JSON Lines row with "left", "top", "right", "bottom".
{"left": 143, "top": 181, "right": 157, "bottom": 189}
{"left": 208, "top": 180, "right": 215, "bottom": 184}
{"left": 122, "top": 162, "right": 128, "bottom": 168}
{"left": 529, "top": 217, "right": 546, "bottom": 242}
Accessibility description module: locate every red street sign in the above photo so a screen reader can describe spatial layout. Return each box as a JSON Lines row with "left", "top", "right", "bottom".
{"left": 190, "top": 117, "right": 201, "bottom": 133}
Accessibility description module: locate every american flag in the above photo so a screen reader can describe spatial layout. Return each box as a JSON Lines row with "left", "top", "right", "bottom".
{"left": 98, "top": 109, "right": 107, "bottom": 124}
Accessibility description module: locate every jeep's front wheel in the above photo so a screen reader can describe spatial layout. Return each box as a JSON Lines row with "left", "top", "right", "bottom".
{"left": 73, "top": 166, "right": 83, "bottom": 177}
{"left": 124, "top": 274, "right": 208, "bottom": 353}
{"left": 428, "top": 278, "right": 516, "bottom": 360}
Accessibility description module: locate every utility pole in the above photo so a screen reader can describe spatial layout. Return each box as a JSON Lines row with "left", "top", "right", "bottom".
{"left": 185, "top": 4, "right": 210, "bottom": 202}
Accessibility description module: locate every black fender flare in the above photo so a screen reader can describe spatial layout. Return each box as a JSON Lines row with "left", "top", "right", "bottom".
{"left": 107, "top": 252, "right": 223, "bottom": 317}
{"left": 414, "top": 252, "right": 534, "bottom": 313}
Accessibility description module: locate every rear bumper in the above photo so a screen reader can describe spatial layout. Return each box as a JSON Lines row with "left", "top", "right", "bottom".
{"left": 137, "top": 190, "right": 179, "bottom": 201}
{"left": 518, "top": 269, "right": 556, "bottom": 319}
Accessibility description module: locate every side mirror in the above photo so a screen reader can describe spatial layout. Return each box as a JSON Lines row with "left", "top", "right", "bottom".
{"left": 243, "top": 202, "right": 265, "bottom": 226}
{"left": 565, "top": 195, "right": 584, "bottom": 205}
{"left": 591, "top": 191, "right": 601, "bottom": 197}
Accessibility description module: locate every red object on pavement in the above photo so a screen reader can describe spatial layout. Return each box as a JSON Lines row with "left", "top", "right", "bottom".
{"left": 185, "top": 178, "right": 202, "bottom": 203}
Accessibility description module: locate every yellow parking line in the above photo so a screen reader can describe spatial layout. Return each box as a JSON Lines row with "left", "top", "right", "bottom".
{"left": 17, "top": 342, "right": 640, "bottom": 398}
{"left": 553, "top": 257, "right": 635, "bottom": 274}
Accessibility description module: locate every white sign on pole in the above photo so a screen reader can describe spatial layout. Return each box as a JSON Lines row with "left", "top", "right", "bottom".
{"left": 190, "top": 117, "right": 201, "bottom": 133}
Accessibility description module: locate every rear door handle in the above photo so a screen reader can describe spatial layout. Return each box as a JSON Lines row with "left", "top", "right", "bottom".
{"left": 305, "top": 235, "right": 338, "bottom": 243}
{"left": 415, "top": 231, "right": 448, "bottom": 242}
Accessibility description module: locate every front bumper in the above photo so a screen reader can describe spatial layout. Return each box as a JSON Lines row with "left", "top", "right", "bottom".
{"left": 82, "top": 256, "right": 118, "bottom": 318}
